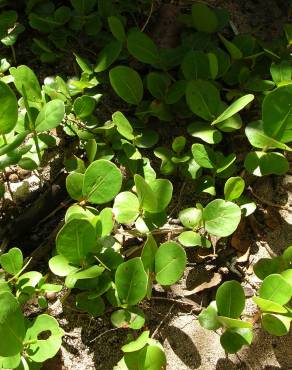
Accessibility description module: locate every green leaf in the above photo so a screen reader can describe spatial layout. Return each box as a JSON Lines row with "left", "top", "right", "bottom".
{"left": 76, "top": 292, "right": 105, "bottom": 316}
{"left": 70, "top": 266, "right": 104, "bottom": 280}
{"left": 56, "top": 219, "right": 97, "bottom": 265}
{"left": 124, "top": 343, "right": 166, "bottom": 370}
{"left": 191, "top": 3, "right": 218, "bottom": 33}
{"left": 0, "top": 81, "right": 18, "bottom": 134}
{"left": 0, "top": 247, "right": 23, "bottom": 275}
{"left": 127, "top": 30, "right": 160, "bottom": 65}
{"left": 10, "top": 65, "right": 42, "bottom": 104}
{"left": 203, "top": 199, "right": 241, "bottom": 237}
{"left": 83, "top": 159, "right": 122, "bottom": 204}
{"left": 113, "top": 191, "right": 139, "bottom": 224}
{"left": 198, "top": 301, "right": 221, "bottom": 330}
{"left": 111, "top": 307, "right": 145, "bottom": 330}
{"left": 224, "top": 177, "right": 245, "bottom": 201}
{"left": 262, "top": 84, "right": 292, "bottom": 143}
{"left": 112, "top": 111, "right": 134, "bottom": 140}
{"left": 155, "top": 242, "right": 186, "bottom": 285}
{"left": 261, "top": 313, "right": 291, "bottom": 336}
{"left": 148, "top": 178, "right": 173, "bottom": 213}
{"left": 216, "top": 280, "right": 245, "bottom": 318}
{"left": 220, "top": 328, "right": 252, "bottom": 353}
{"left": 253, "top": 257, "right": 283, "bottom": 280}
{"left": 179, "top": 207, "right": 202, "bottom": 229}
{"left": 146, "top": 72, "right": 170, "bottom": 100}
{"left": 108, "top": 16, "right": 125, "bottom": 42}
{"left": 212, "top": 94, "right": 254, "bottom": 125}
{"left": 74, "top": 53, "right": 93, "bottom": 74}
{"left": 253, "top": 296, "right": 288, "bottom": 314}
{"left": 191, "top": 143, "right": 216, "bottom": 169}
{"left": 121, "top": 330, "right": 149, "bottom": 352}
{"left": 172, "top": 136, "right": 186, "bottom": 154}
{"left": 259, "top": 274, "right": 292, "bottom": 305}
{"left": 178, "top": 231, "right": 211, "bottom": 248}
{"left": 98, "top": 207, "right": 114, "bottom": 237}
{"left": 94, "top": 39, "right": 122, "bottom": 72}
{"left": 134, "top": 174, "right": 157, "bottom": 212}
{"left": 25, "top": 314, "right": 64, "bottom": 362}
{"left": 207, "top": 52, "right": 218, "bottom": 79}
{"left": 217, "top": 316, "right": 252, "bottom": 329}
{"left": 35, "top": 99, "right": 65, "bottom": 132}
{"left": 66, "top": 172, "right": 84, "bottom": 201}
{"left": 181, "top": 50, "right": 210, "bottom": 80}
{"left": 244, "top": 151, "right": 289, "bottom": 176}
{"left": 115, "top": 257, "right": 148, "bottom": 305}
{"left": 141, "top": 234, "right": 158, "bottom": 273}
{"left": 219, "top": 34, "right": 243, "bottom": 60}
{"left": 73, "top": 95, "right": 96, "bottom": 119}
{"left": 186, "top": 80, "right": 221, "bottom": 121}
{"left": 165, "top": 80, "right": 186, "bottom": 104}
{"left": 270, "top": 60, "right": 291, "bottom": 84}
{"left": 109, "top": 66, "right": 143, "bottom": 105}
{"left": 0, "top": 292, "right": 25, "bottom": 357}
{"left": 245, "top": 121, "right": 292, "bottom": 151}
{"left": 187, "top": 121, "right": 222, "bottom": 144}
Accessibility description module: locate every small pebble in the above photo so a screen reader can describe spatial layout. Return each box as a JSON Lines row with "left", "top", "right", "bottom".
{"left": 46, "top": 292, "right": 57, "bottom": 301}
{"left": 18, "top": 169, "right": 31, "bottom": 180}
{"left": 8, "top": 173, "right": 19, "bottom": 182}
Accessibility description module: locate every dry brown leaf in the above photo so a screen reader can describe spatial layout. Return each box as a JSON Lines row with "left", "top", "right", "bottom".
{"left": 231, "top": 218, "right": 251, "bottom": 253}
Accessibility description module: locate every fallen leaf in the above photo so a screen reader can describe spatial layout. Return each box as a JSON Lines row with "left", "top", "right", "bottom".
{"left": 231, "top": 218, "right": 251, "bottom": 253}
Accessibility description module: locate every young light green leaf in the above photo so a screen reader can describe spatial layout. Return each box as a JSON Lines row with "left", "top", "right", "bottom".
{"left": 203, "top": 199, "right": 241, "bottom": 237}
{"left": 224, "top": 177, "right": 245, "bottom": 201}
{"left": 115, "top": 257, "right": 148, "bottom": 305}
{"left": 259, "top": 274, "right": 292, "bottom": 305}
{"left": 113, "top": 191, "right": 139, "bottom": 224}
{"left": 253, "top": 296, "right": 288, "bottom": 314}
{"left": 111, "top": 307, "right": 145, "bottom": 330}
{"left": 155, "top": 242, "right": 186, "bottom": 285}
{"left": 212, "top": 94, "right": 254, "bottom": 125}
{"left": 109, "top": 66, "right": 143, "bottom": 105}
{"left": 178, "top": 231, "right": 211, "bottom": 248}
{"left": 188, "top": 122, "right": 222, "bottom": 144}
{"left": 0, "top": 81, "right": 18, "bottom": 134}
{"left": 49, "top": 255, "right": 79, "bottom": 277}
{"left": 10, "top": 65, "right": 42, "bottom": 103}
{"left": 66, "top": 172, "right": 84, "bottom": 201}
{"left": 112, "top": 111, "right": 134, "bottom": 140}
{"left": 35, "top": 99, "right": 65, "bottom": 132}
{"left": 121, "top": 330, "right": 150, "bottom": 352}
{"left": 179, "top": 207, "right": 202, "bottom": 229}
{"left": 0, "top": 247, "right": 23, "bottom": 275}
{"left": 141, "top": 234, "right": 158, "bottom": 273}
{"left": 83, "top": 159, "right": 122, "bottom": 204}
{"left": 216, "top": 280, "right": 245, "bottom": 318}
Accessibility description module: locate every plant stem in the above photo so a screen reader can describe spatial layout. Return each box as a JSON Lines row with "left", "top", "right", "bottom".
{"left": 7, "top": 257, "right": 32, "bottom": 283}
{"left": 10, "top": 45, "right": 16, "bottom": 64}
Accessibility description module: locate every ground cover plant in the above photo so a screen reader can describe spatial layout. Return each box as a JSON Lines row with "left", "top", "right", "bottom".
{"left": 0, "top": 1, "right": 291, "bottom": 369}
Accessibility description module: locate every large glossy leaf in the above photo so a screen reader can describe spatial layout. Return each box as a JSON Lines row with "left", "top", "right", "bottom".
{"left": 188, "top": 121, "right": 222, "bottom": 144}
{"left": 262, "top": 85, "right": 292, "bottom": 143}
{"left": 192, "top": 3, "right": 218, "bottom": 33}
{"left": 203, "top": 199, "right": 241, "bottom": 237}
{"left": 124, "top": 342, "right": 167, "bottom": 370}
{"left": 94, "top": 39, "right": 122, "bottom": 72}
{"left": 10, "top": 65, "right": 42, "bottom": 103}
{"left": 198, "top": 301, "right": 221, "bottom": 330}
{"left": 109, "top": 66, "right": 143, "bottom": 105}
{"left": 244, "top": 151, "right": 289, "bottom": 176}
{"left": 270, "top": 60, "right": 291, "bottom": 84}
{"left": 220, "top": 328, "right": 252, "bottom": 353}
{"left": 245, "top": 121, "right": 292, "bottom": 151}
{"left": 66, "top": 172, "right": 84, "bottom": 201}
{"left": 155, "top": 242, "right": 186, "bottom": 285}
{"left": 259, "top": 274, "right": 292, "bottom": 305}
{"left": 0, "top": 81, "right": 18, "bottom": 134}
{"left": 0, "top": 292, "right": 25, "bottom": 357}
{"left": 253, "top": 296, "right": 288, "bottom": 314}
{"left": 108, "top": 16, "right": 126, "bottom": 42}
{"left": 261, "top": 313, "right": 291, "bottom": 336}
{"left": 186, "top": 79, "right": 221, "bottom": 121}
{"left": 56, "top": 219, "right": 97, "bottom": 265}
{"left": 127, "top": 30, "right": 160, "bottom": 65}
{"left": 112, "top": 111, "right": 134, "bottom": 140}
{"left": 83, "top": 159, "right": 122, "bottom": 204}
{"left": 216, "top": 280, "right": 245, "bottom": 318}
{"left": 49, "top": 255, "right": 79, "bottom": 277}
{"left": 113, "top": 191, "right": 140, "bottom": 223}
{"left": 25, "top": 314, "right": 64, "bottom": 362}
{"left": 181, "top": 50, "right": 209, "bottom": 80}
{"left": 115, "top": 257, "right": 148, "bottom": 305}
{"left": 35, "top": 99, "right": 65, "bottom": 132}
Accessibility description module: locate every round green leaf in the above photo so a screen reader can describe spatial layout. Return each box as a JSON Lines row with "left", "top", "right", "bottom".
{"left": 127, "top": 30, "right": 160, "bottom": 65}
{"left": 25, "top": 314, "right": 64, "bottom": 362}
{"left": 192, "top": 143, "right": 216, "bottom": 169}
{"left": 115, "top": 257, "right": 148, "bottom": 305}
{"left": 109, "top": 66, "right": 143, "bottom": 105}
{"left": 0, "top": 247, "right": 23, "bottom": 275}
{"left": 178, "top": 231, "right": 211, "bottom": 248}
{"left": 188, "top": 121, "right": 222, "bottom": 144}
{"left": 181, "top": 50, "right": 210, "bottom": 80}
{"left": 198, "top": 301, "right": 221, "bottom": 330}
{"left": 261, "top": 313, "right": 291, "bottom": 336}
{"left": 66, "top": 172, "right": 84, "bottom": 201}
{"left": 224, "top": 177, "right": 245, "bottom": 201}
{"left": 220, "top": 328, "right": 252, "bottom": 353}
{"left": 245, "top": 151, "right": 289, "bottom": 176}
{"left": 203, "top": 199, "right": 241, "bottom": 237}
{"left": 35, "top": 99, "right": 65, "bottom": 132}
{"left": 259, "top": 274, "right": 292, "bottom": 305}
{"left": 122, "top": 330, "right": 149, "bottom": 353}
{"left": 0, "top": 81, "right": 18, "bottom": 134}
{"left": 111, "top": 307, "right": 145, "bottom": 330}
{"left": 113, "top": 191, "right": 139, "bottom": 224}
{"left": 125, "top": 343, "right": 167, "bottom": 370}
{"left": 146, "top": 72, "right": 170, "bottom": 100}
{"left": 83, "top": 159, "right": 122, "bottom": 204}
{"left": 186, "top": 80, "right": 221, "bottom": 121}
{"left": 216, "top": 280, "right": 245, "bottom": 318}
{"left": 253, "top": 296, "right": 288, "bottom": 314}
{"left": 179, "top": 207, "right": 202, "bottom": 229}
{"left": 0, "top": 292, "right": 25, "bottom": 357}
{"left": 148, "top": 178, "right": 173, "bottom": 213}
{"left": 192, "top": 3, "right": 218, "bottom": 33}
{"left": 56, "top": 219, "right": 97, "bottom": 265}
{"left": 10, "top": 65, "right": 42, "bottom": 103}
{"left": 73, "top": 95, "right": 96, "bottom": 119}
{"left": 155, "top": 242, "right": 186, "bottom": 285}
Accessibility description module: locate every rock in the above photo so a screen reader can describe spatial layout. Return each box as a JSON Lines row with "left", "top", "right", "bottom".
{"left": 8, "top": 173, "right": 19, "bottom": 182}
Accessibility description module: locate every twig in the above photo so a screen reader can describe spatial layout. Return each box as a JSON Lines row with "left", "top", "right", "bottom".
{"left": 151, "top": 296, "right": 202, "bottom": 313}
{"left": 141, "top": 0, "right": 154, "bottom": 32}
{"left": 89, "top": 328, "right": 121, "bottom": 343}
{"left": 151, "top": 303, "right": 175, "bottom": 338}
